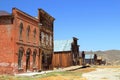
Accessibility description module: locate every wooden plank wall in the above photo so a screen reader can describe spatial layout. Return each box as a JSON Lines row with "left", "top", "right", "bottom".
{"left": 53, "top": 51, "right": 73, "bottom": 68}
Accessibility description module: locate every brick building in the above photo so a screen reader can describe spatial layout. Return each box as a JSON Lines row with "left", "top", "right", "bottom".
{"left": 0, "top": 8, "right": 54, "bottom": 74}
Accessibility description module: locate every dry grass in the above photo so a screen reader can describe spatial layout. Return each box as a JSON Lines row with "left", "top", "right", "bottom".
{"left": 38, "top": 68, "right": 96, "bottom": 80}
{"left": 37, "top": 76, "right": 87, "bottom": 80}
{"left": 38, "top": 66, "right": 120, "bottom": 80}
{"left": 1, "top": 66, "right": 119, "bottom": 80}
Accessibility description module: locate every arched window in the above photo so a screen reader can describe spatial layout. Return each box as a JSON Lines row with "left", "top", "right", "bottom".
{"left": 33, "top": 49, "right": 37, "bottom": 68}
{"left": 33, "top": 28, "right": 36, "bottom": 41}
{"left": 26, "top": 26, "right": 30, "bottom": 40}
{"left": 19, "top": 23, "right": 23, "bottom": 40}
{"left": 18, "top": 47, "right": 24, "bottom": 69}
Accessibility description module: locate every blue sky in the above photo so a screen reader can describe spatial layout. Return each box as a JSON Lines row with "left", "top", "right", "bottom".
{"left": 0, "top": 0, "right": 120, "bottom": 51}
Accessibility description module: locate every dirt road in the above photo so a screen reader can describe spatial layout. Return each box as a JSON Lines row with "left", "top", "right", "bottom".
{"left": 82, "top": 68, "right": 120, "bottom": 80}
{"left": 1, "top": 66, "right": 119, "bottom": 80}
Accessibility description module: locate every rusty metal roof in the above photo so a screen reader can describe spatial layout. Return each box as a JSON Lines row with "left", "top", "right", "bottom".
{"left": 0, "top": 11, "right": 11, "bottom": 16}
{"left": 54, "top": 39, "right": 73, "bottom": 52}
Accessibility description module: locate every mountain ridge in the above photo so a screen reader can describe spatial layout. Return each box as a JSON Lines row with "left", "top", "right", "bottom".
{"left": 80, "top": 50, "right": 120, "bottom": 65}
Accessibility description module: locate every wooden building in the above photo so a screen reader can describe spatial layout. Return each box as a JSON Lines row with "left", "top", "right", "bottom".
{"left": 53, "top": 37, "right": 79, "bottom": 68}
{"left": 78, "top": 51, "right": 85, "bottom": 65}
{"left": 96, "top": 56, "right": 103, "bottom": 65}
{"left": 81, "top": 52, "right": 103, "bottom": 65}
{"left": 84, "top": 54, "right": 95, "bottom": 65}
{"left": 39, "top": 9, "right": 55, "bottom": 70}
{"left": 0, "top": 8, "right": 54, "bottom": 74}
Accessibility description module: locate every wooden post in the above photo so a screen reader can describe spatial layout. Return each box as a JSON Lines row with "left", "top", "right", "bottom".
{"left": 38, "top": 49, "right": 42, "bottom": 71}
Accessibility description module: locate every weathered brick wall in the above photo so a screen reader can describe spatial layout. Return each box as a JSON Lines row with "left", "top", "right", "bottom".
{"left": 0, "top": 8, "right": 54, "bottom": 74}
{"left": 12, "top": 9, "right": 40, "bottom": 73}
{"left": 0, "top": 24, "right": 14, "bottom": 74}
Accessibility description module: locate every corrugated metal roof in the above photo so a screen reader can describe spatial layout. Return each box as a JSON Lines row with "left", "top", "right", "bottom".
{"left": 85, "top": 54, "right": 94, "bottom": 59}
{"left": 54, "top": 39, "right": 73, "bottom": 52}
{"left": 0, "top": 11, "right": 10, "bottom": 16}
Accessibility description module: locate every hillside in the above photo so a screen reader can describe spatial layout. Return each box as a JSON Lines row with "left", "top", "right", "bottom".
{"left": 82, "top": 50, "right": 120, "bottom": 65}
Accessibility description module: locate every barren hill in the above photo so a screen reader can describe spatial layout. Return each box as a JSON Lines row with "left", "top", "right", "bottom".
{"left": 83, "top": 50, "right": 120, "bottom": 65}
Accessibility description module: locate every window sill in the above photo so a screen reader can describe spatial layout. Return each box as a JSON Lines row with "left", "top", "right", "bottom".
{"left": 27, "top": 41, "right": 31, "bottom": 43}
{"left": 19, "top": 39, "right": 23, "bottom": 42}
{"left": 18, "top": 67, "right": 23, "bottom": 69}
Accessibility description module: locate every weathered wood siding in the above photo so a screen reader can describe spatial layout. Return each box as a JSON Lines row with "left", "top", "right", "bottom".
{"left": 53, "top": 51, "right": 73, "bottom": 68}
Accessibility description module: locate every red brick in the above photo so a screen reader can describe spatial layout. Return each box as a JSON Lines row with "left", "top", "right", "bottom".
{"left": 0, "top": 8, "right": 55, "bottom": 74}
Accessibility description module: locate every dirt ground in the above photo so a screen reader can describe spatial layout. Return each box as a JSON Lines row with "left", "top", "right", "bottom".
{"left": 37, "top": 76, "right": 87, "bottom": 80}
{"left": 38, "top": 66, "right": 120, "bottom": 80}
{"left": 82, "top": 66, "right": 120, "bottom": 80}
{"left": 96, "top": 65, "right": 120, "bottom": 68}
{"left": 37, "top": 67, "right": 96, "bottom": 80}
{"left": 0, "top": 66, "right": 120, "bottom": 80}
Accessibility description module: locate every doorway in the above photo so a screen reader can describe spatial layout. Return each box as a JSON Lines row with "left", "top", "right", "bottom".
{"left": 26, "top": 48, "right": 31, "bottom": 71}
